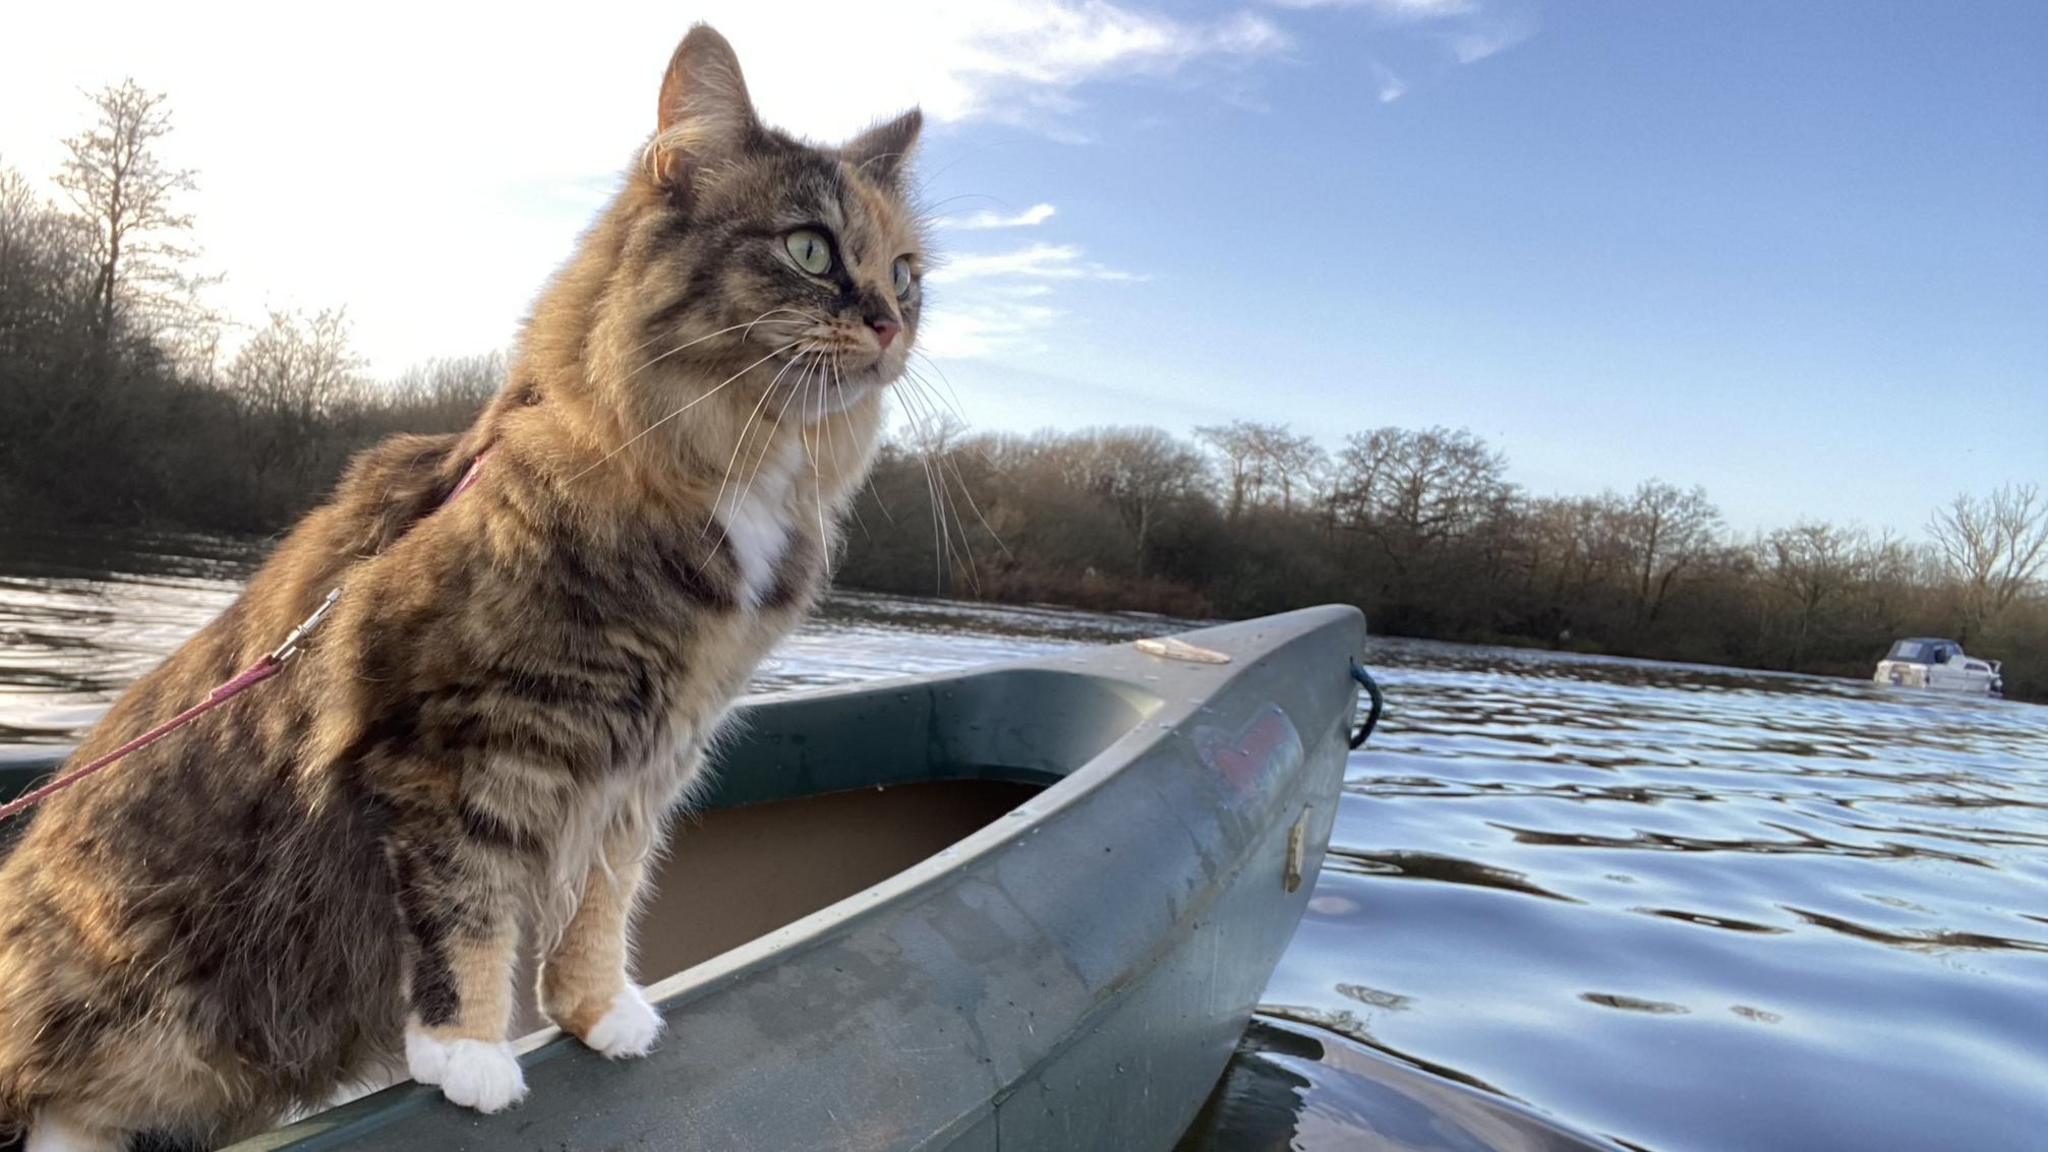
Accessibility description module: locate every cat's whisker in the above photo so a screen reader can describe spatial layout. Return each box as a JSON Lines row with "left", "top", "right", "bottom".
{"left": 704, "top": 342, "right": 817, "bottom": 536}
{"left": 925, "top": 434, "right": 1008, "bottom": 564}
{"left": 822, "top": 353, "right": 875, "bottom": 542}
{"left": 710, "top": 350, "right": 813, "bottom": 560}
{"left": 919, "top": 407, "right": 984, "bottom": 593}
{"left": 618, "top": 298, "right": 808, "bottom": 363}
{"left": 621, "top": 311, "right": 802, "bottom": 383}
{"left": 817, "top": 356, "right": 840, "bottom": 471}
{"left": 573, "top": 339, "right": 804, "bottom": 484}
{"left": 740, "top": 307, "right": 824, "bottom": 336}
{"left": 898, "top": 396, "right": 956, "bottom": 593}
{"left": 618, "top": 304, "right": 795, "bottom": 363}
{"left": 898, "top": 369, "right": 1006, "bottom": 557}
{"left": 809, "top": 358, "right": 828, "bottom": 549}
{"left": 833, "top": 357, "right": 894, "bottom": 527}
{"left": 908, "top": 351, "right": 971, "bottom": 424}
{"left": 904, "top": 358, "right": 998, "bottom": 470}
{"left": 896, "top": 381, "right": 996, "bottom": 591}
{"left": 740, "top": 306, "right": 832, "bottom": 338}
{"left": 709, "top": 342, "right": 822, "bottom": 555}
{"left": 902, "top": 367, "right": 999, "bottom": 484}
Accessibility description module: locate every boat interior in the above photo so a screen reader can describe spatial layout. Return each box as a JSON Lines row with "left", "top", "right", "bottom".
{"left": 534, "top": 666, "right": 1161, "bottom": 1025}
{"left": 0, "top": 667, "right": 1166, "bottom": 1036}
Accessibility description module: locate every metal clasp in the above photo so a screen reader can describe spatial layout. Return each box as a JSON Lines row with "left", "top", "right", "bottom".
{"left": 269, "top": 586, "right": 344, "bottom": 662}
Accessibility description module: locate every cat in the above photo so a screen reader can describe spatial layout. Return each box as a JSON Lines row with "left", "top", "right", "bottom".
{"left": 0, "top": 24, "right": 924, "bottom": 1151}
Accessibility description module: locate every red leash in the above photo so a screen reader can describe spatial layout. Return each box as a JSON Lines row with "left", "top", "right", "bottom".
{"left": 0, "top": 453, "right": 488, "bottom": 823}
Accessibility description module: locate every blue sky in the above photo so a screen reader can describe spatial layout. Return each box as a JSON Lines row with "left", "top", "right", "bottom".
{"left": 4, "top": 0, "right": 2042, "bottom": 536}
{"left": 915, "top": 1, "right": 2046, "bottom": 536}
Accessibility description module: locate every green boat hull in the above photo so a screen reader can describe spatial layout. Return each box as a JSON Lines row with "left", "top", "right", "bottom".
{"left": 1, "top": 605, "right": 1366, "bottom": 1151}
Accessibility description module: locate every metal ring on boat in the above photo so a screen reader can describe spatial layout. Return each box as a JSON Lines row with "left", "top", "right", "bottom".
{"left": 1349, "top": 661, "right": 1384, "bottom": 750}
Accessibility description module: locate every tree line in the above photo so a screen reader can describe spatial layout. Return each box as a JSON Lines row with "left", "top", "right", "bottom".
{"left": 839, "top": 421, "right": 2047, "bottom": 700}
{"left": 4, "top": 82, "right": 2044, "bottom": 701}
{"left": 0, "top": 81, "right": 496, "bottom": 531}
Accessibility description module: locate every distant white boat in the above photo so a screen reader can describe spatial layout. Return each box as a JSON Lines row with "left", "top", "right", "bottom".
{"left": 1874, "top": 638, "right": 2004, "bottom": 697}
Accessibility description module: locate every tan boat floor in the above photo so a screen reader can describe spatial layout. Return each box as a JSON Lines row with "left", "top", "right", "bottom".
{"left": 514, "top": 779, "right": 1041, "bottom": 1032}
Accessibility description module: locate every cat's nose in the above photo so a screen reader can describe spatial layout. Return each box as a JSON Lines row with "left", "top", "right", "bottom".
{"left": 868, "top": 317, "right": 900, "bottom": 351}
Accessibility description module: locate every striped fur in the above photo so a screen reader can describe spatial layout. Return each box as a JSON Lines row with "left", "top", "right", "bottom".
{"left": 0, "top": 25, "right": 921, "bottom": 1149}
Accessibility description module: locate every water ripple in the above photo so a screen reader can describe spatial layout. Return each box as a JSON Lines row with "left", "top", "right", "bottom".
{"left": 3, "top": 533, "right": 2046, "bottom": 1151}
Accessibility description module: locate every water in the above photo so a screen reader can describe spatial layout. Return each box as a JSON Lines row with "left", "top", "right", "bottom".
{"left": 3, "top": 529, "right": 2045, "bottom": 1150}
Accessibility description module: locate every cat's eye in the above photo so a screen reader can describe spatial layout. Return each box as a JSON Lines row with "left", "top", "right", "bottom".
{"left": 892, "top": 257, "right": 914, "bottom": 299}
{"left": 785, "top": 229, "right": 833, "bottom": 276}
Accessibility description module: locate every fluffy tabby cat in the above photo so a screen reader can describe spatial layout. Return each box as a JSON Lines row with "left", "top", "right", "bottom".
{"left": 0, "top": 25, "right": 924, "bottom": 1151}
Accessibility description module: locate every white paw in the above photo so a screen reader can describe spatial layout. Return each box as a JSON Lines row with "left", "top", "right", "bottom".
{"left": 437, "top": 1039, "right": 528, "bottom": 1113}
{"left": 405, "top": 1027, "right": 451, "bottom": 1085}
{"left": 582, "top": 984, "right": 664, "bottom": 1059}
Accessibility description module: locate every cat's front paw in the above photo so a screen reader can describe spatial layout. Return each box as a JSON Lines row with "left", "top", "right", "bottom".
{"left": 580, "top": 984, "right": 664, "bottom": 1060}
{"left": 440, "top": 1040, "right": 528, "bottom": 1112}
{"left": 407, "top": 1030, "right": 528, "bottom": 1113}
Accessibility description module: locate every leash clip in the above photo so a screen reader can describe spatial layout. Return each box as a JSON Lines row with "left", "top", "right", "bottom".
{"left": 269, "top": 587, "right": 344, "bottom": 663}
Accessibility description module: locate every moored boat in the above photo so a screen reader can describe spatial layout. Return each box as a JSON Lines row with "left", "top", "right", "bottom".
{"left": 1873, "top": 637, "right": 2004, "bottom": 697}
{"left": 0, "top": 605, "right": 1367, "bottom": 1151}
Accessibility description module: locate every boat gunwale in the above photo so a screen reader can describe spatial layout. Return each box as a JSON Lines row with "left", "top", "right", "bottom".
{"left": 534, "top": 608, "right": 1348, "bottom": 1048}
{"left": 0, "top": 605, "right": 1366, "bottom": 1150}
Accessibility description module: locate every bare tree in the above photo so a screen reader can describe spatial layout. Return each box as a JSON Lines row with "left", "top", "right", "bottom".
{"left": 1196, "top": 421, "right": 1328, "bottom": 517}
{"left": 227, "top": 309, "right": 365, "bottom": 491}
{"left": 1196, "top": 421, "right": 1263, "bottom": 521}
{"left": 1266, "top": 428, "right": 1325, "bottom": 514}
{"left": 1855, "top": 530, "right": 1930, "bottom": 639}
{"left": 55, "top": 79, "right": 199, "bottom": 344}
{"left": 1070, "top": 427, "right": 1208, "bottom": 572}
{"left": 0, "top": 161, "right": 106, "bottom": 463}
{"left": 1329, "top": 428, "right": 1398, "bottom": 532}
{"left": 0, "top": 164, "right": 94, "bottom": 350}
{"left": 1764, "top": 522, "right": 1860, "bottom": 665}
{"left": 1928, "top": 483, "right": 2048, "bottom": 640}
{"left": 900, "top": 409, "right": 968, "bottom": 457}
{"left": 1614, "top": 480, "right": 1719, "bottom": 626}
{"left": 387, "top": 351, "right": 505, "bottom": 431}
{"left": 1521, "top": 495, "right": 1623, "bottom": 611}
{"left": 1328, "top": 427, "right": 1510, "bottom": 562}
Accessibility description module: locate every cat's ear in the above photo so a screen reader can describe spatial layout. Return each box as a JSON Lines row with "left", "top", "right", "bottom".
{"left": 651, "top": 25, "right": 760, "bottom": 189}
{"left": 843, "top": 109, "right": 924, "bottom": 191}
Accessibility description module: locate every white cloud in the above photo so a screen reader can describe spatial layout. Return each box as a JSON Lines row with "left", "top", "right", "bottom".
{"left": 936, "top": 203, "right": 1059, "bottom": 230}
{"left": 1268, "top": 0, "right": 1476, "bottom": 18}
{"left": 919, "top": 286, "right": 1063, "bottom": 359}
{"left": 1445, "top": 12, "right": 1537, "bottom": 63}
{"left": 0, "top": 0, "right": 1277, "bottom": 376}
{"left": 1265, "top": 0, "right": 1534, "bottom": 66}
{"left": 922, "top": 241, "right": 1140, "bottom": 359}
{"left": 929, "top": 243, "right": 1144, "bottom": 285}
{"left": 930, "top": 7, "right": 1287, "bottom": 108}
{"left": 1370, "top": 62, "right": 1409, "bottom": 104}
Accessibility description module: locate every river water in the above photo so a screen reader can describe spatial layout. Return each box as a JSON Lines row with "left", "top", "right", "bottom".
{"left": 2, "top": 528, "right": 2045, "bottom": 1150}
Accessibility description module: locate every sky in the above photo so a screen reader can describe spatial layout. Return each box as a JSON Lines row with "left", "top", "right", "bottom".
{"left": 2, "top": 0, "right": 2042, "bottom": 537}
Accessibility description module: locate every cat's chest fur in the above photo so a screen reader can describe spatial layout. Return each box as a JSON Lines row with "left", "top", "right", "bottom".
{"left": 719, "top": 433, "right": 808, "bottom": 611}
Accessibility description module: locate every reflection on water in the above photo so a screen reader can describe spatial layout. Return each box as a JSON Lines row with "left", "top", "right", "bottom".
{"left": 1181, "top": 1018, "right": 1616, "bottom": 1152}
{"left": 0, "top": 530, "right": 263, "bottom": 748}
{"left": 1259, "top": 637, "right": 2048, "bottom": 1151}
{"left": 0, "top": 528, "right": 1165, "bottom": 752}
{"left": 3, "top": 530, "right": 2046, "bottom": 1150}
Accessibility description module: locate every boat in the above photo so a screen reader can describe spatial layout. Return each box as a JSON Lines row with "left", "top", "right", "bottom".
{"left": 0, "top": 605, "right": 1367, "bottom": 1151}
{"left": 1873, "top": 637, "right": 2004, "bottom": 697}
